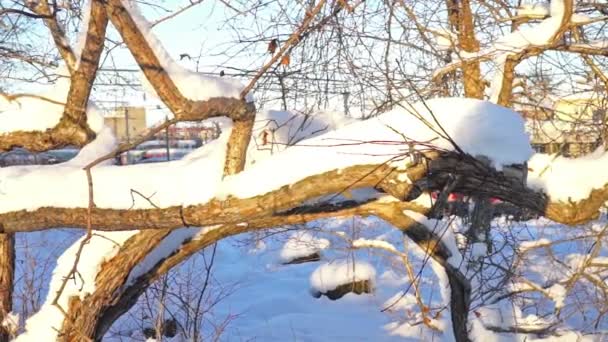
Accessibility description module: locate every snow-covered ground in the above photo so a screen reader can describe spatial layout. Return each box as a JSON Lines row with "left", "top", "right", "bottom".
{"left": 12, "top": 214, "right": 607, "bottom": 341}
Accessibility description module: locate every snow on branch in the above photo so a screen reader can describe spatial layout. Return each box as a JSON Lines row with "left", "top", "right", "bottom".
{"left": 0, "top": 98, "right": 530, "bottom": 214}
{"left": 15, "top": 231, "right": 137, "bottom": 341}
{"left": 0, "top": 0, "right": 109, "bottom": 152}
{"left": 0, "top": 69, "right": 104, "bottom": 136}
{"left": 432, "top": 0, "right": 608, "bottom": 103}
{"left": 118, "top": 0, "right": 250, "bottom": 102}
{"left": 105, "top": 0, "right": 254, "bottom": 124}
{"left": 3, "top": 97, "right": 607, "bottom": 231}
{"left": 528, "top": 148, "right": 608, "bottom": 202}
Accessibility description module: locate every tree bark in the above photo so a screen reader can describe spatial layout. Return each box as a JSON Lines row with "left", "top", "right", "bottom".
{"left": 495, "top": 57, "right": 518, "bottom": 107}
{"left": 0, "top": 234, "right": 14, "bottom": 342}
{"left": 447, "top": 267, "right": 472, "bottom": 342}
{"left": 60, "top": 230, "right": 171, "bottom": 341}
{"left": 0, "top": 0, "right": 108, "bottom": 152}
{"left": 60, "top": 86, "right": 259, "bottom": 341}
{"left": 446, "top": 0, "right": 483, "bottom": 99}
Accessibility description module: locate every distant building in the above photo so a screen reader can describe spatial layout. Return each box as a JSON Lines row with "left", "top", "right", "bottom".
{"left": 525, "top": 92, "right": 607, "bottom": 157}
{"left": 153, "top": 125, "right": 220, "bottom": 143}
{"left": 553, "top": 92, "right": 607, "bottom": 123}
{"left": 104, "top": 106, "right": 147, "bottom": 143}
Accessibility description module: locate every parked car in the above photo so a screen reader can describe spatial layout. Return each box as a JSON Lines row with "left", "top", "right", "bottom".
{"left": 0, "top": 148, "right": 56, "bottom": 166}
{"left": 46, "top": 148, "right": 79, "bottom": 163}
{"left": 135, "top": 153, "right": 187, "bottom": 164}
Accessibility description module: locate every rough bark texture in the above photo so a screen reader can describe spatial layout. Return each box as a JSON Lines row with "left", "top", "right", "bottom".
{"left": 495, "top": 57, "right": 518, "bottom": 107}
{"left": 446, "top": 0, "right": 483, "bottom": 99}
{"left": 0, "top": 234, "right": 13, "bottom": 342}
{"left": 104, "top": 0, "right": 255, "bottom": 120}
{"left": 223, "top": 117, "right": 255, "bottom": 175}
{"left": 60, "top": 230, "right": 171, "bottom": 341}
{"left": 3, "top": 1, "right": 603, "bottom": 341}
{"left": 2, "top": 151, "right": 606, "bottom": 235}
{"left": 92, "top": 201, "right": 429, "bottom": 339}
{"left": 457, "top": 0, "right": 483, "bottom": 99}
{"left": 0, "top": 163, "right": 422, "bottom": 233}
{"left": 60, "top": 81, "right": 258, "bottom": 341}
{"left": 63, "top": 0, "right": 108, "bottom": 131}
{"left": 0, "top": 0, "right": 108, "bottom": 152}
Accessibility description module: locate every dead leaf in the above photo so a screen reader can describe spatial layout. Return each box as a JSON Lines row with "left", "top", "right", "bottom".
{"left": 337, "top": 0, "right": 354, "bottom": 12}
{"left": 261, "top": 130, "right": 270, "bottom": 145}
{"left": 280, "top": 55, "right": 290, "bottom": 66}
{"left": 268, "top": 39, "right": 278, "bottom": 54}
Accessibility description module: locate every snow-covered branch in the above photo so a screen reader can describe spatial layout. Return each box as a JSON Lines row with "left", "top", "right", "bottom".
{"left": 0, "top": 0, "right": 108, "bottom": 152}
{"left": 104, "top": 0, "right": 253, "bottom": 119}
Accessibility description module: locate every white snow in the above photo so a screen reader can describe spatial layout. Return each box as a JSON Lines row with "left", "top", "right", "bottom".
{"left": 497, "top": 0, "right": 565, "bottom": 51}
{"left": 352, "top": 238, "right": 400, "bottom": 255}
{"left": 403, "top": 210, "right": 464, "bottom": 268}
{"left": 0, "top": 97, "right": 533, "bottom": 215}
{"left": 279, "top": 231, "right": 330, "bottom": 263}
{"left": 247, "top": 109, "right": 355, "bottom": 165}
{"left": 431, "top": 28, "right": 456, "bottom": 51}
{"left": 546, "top": 283, "right": 567, "bottom": 309}
{"left": 470, "top": 242, "right": 488, "bottom": 259}
{"left": 527, "top": 147, "right": 608, "bottom": 202}
{"left": 16, "top": 231, "right": 137, "bottom": 341}
{"left": 121, "top": 0, "right": 251, "bottom": 102}
{"left": 73, "top": 0, "right": 92, "bottom": 69}
{"left": 0, "top": 68, "right": 105, "bottom": 134}
{"left": 433, "top": 1, "right": 571, "bottom": 103}
{"left": 0, "top": 118, "right": 231, "bottom": 213}
{"left": 410, "top": 192, "right": 434, "bottom": 209}
{"left": 67, "top": 127, "right": 117, "bottom": 166}
{"left": 310, "top": 260, "right": 376, "bottom": 293}
{"left": 126, "top": 226, "right": 219, "bottom": 285}
{"left": 488, "top": 0, "right": 568, "bottom": 102}
{"left": 12, "top": 216, "right": 604, "bottom": 341}
{"left": 519, "top": 238, "right": 552, "bottom": 252}
{"left": 222, "top": 97, "right": 532, "bottom": 200}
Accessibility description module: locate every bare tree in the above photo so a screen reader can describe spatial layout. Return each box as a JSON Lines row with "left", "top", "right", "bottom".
{"left": 0, "top": 0, "right": 607, "bottom": 341}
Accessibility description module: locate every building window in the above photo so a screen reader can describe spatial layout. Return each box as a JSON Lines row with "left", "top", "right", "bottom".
{"left": 532, "top": 144, "right": 546, "bottom": 153}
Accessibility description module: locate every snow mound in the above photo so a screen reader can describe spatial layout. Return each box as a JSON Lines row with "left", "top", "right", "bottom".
{"left": 378, "top": 98, "right": 533, "bottom": 169}
{"left": 280, "top": 231, "right": 330, "bottom": 263}
{"left": 527, "top": 147, "right": 608, "bottom": 202}
{"left": 310, "top": 260, "right": 376, "bottom": 293}
{"left": 227, "top": 97, "right": 533, "bottom": 200}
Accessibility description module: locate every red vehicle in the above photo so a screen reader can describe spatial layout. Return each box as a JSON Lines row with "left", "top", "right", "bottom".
{"left": 430, "top": 192, "right": 501, "bottom": 204}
